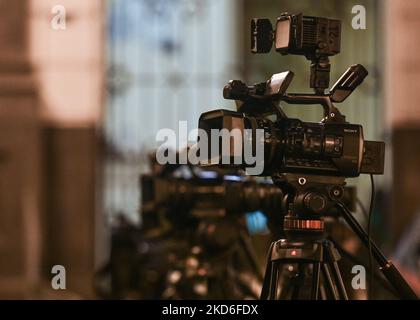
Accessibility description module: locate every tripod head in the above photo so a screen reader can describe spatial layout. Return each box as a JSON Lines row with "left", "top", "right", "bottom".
{"left": 272, "top": 173, "right": 346, "bottom": 240}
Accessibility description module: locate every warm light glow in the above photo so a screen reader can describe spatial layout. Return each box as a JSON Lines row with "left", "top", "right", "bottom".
{"left": 28, "top": 0, "right": 104, "bottom": 127}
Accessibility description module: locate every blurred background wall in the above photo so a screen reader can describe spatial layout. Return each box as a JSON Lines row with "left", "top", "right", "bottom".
{"left": 0, "top": 0, "right": 419, "bottom": 298}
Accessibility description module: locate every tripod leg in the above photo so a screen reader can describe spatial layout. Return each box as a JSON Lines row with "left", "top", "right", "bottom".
{"left": 332, "top": 238, "right": 397, "bottom": 296}
{"left": 311, "top": 262, "right": 321, "bottom": 300}
{"left": 324, "top": 241, "right": 349, "bottom": 300}
{"left": 277, "top": 266, "right": 290, "bottom": 299}
{"left": 319, "top": 283, "right": 327, "bottom": 300}
{"left": 321, "top": 264, "right": 339, "bottom": 300}
{"left": 331, "top": 261, "right": 349, "bottom": 300}
{"left": 337, "top": 202, "right": 418, "bottom": 299}
{"left": 238, "top": 230, "right": 264, "bottom": 281}
{"left": 260, "top": 242, "right": 275, "bottom": 299}
{"left": 268, "top": 261, "right": 279, "bottom": 299}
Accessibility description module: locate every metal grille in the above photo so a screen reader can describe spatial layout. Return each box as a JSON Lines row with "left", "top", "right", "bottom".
{"left": 104, "top": 0, "right": 241, "bottom": 223}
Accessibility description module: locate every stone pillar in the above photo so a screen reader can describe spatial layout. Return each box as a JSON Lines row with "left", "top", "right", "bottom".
{"left": 0, "top": 0, "right": 42, "bottom": 298}
{"left": 385, "top": 0, "right": 420, "bottom": 242}
{"left": 28, "top": 0, "right": 105, "bottom": 298}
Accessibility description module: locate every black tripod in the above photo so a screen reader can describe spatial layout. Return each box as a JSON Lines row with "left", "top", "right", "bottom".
{"left": 260, "top": 174, "right": 418, "bottom": 300}
{"left": 261, "top": 238, "right": 348, "bottom": 300}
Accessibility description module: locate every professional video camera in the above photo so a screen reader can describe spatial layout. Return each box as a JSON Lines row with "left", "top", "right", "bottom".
{"left": 199, "top": 13, "right": 384, "bottom": 177}
{"left": 142, "top": 168, "right": 282, "bottom": 228}
{"left": 140, "top": 162, "right": 287, "bottom": 299}
{"left": 99, "top": 154, "right": 287, "bottom": 300}
{"left": 198, "top": 13, "right": 417, "bottom": 300}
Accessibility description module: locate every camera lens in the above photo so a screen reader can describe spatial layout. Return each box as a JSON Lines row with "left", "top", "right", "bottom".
{"left": 243, "top": 116, "right": 282, "bottom": 175}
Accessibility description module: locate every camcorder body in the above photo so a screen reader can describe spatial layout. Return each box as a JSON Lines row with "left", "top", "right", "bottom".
{"left": 199, "top": 108, "right": 384, "bottom": 178}
{"left": 138, "top": 167, "right": 282, "bottom": 299}
{"left": 141, "top": 172, "right": 282, "bottom": 221}
{"left": 199, "top": 12, "right": 385, "bottom": 180}
{"left": 99, "top": 166, "right": 280, "bottom": 300}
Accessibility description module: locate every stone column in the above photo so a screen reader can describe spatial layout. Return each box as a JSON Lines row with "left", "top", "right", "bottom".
{"left": 385, "top": 0, "right": 420, "bottom": 242}
{"left": 28, "top": 0, "right": 105, "bottom": 298}
{"left": 0, "top": 0, "right": 42, "bottom": 298}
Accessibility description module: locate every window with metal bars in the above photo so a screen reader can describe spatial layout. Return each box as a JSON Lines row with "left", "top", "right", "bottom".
{"left": 104, "top": 0, "right": 241, "bottom": 223}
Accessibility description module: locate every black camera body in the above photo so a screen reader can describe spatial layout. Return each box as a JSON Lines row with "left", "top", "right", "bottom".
{"left": 199, "top": 109, "right": 383, "bottom": 177}
{"left": 141, "top": 173, "right": 282, "bottom": 221}
{"left": 198, "top": 12, "right": 385, "bottom": 180}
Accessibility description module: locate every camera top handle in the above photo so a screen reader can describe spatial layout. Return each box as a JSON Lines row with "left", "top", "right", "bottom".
{"left": 224, "top": 64, "right": 368, "bottom": 124}
{"left": 283, "top": 64, "right": 368, "bottom": 123}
